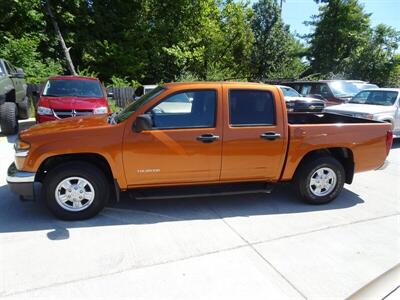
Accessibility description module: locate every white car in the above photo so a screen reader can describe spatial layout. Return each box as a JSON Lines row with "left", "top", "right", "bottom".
{"left": 325, "top": 88, "right": 400, "bottom": 137}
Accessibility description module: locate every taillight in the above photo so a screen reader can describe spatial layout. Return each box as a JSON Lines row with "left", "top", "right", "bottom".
{"left": 386, "top": 130, "right": 393, "bottom": 156}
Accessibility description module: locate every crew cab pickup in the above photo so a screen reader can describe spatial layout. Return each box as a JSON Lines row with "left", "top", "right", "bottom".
{"left": 7, "top": 82, "right": 393, "bottom": 220}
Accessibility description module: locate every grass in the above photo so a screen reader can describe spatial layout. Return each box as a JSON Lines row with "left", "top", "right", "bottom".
{"left": 28, "top": 98, "right": 36, "bottom": 118}
{"left": 108, "top": 99, "right": 121, "bottom": 113}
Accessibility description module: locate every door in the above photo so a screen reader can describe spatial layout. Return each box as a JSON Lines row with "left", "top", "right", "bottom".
{"left": 220, "top": 86, "right": 287, "bottom": 181}
{"left": 123, "top": 88, "right": 223, "bottom": 186}
{"left": 4, "top": 61, "right": 24, "bottom": 101}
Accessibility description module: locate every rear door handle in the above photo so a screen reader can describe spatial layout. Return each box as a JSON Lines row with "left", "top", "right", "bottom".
{"left": 260, "top": 132, "right": 281, "bottom": 141}
{"left": 196, "top": 134, "right": 220, "bottom": 143}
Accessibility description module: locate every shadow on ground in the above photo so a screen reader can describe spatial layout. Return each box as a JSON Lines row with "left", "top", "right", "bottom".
{"left": 0, "top": 183, "right": 364, "bottom": 239}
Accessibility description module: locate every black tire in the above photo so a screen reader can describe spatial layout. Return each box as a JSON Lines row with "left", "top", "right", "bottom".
{"left": 43, "top": 162, "right": 110, "bottom": 220}
{"left": 0, "top": 102, "right": 19, "bottom": 135}
{"left": 295, "top": 156, "right": 345, "bottom": 204}
{"left": 18, "top": 97, "right": 30, "bottom": 119}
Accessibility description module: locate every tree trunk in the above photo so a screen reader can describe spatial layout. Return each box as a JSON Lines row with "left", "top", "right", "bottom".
{"left": 46, "top": 0, "right": 77, "bottom": 75}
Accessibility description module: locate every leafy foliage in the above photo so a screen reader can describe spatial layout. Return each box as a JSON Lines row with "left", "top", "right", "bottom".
{"left": 250, "top": 0, "right": 306, "bottom": 80}
{"left": 0, "top": 34, "right": 62, "bottom": 83}
{"left": 0, "top": 0, "right": 398, "bottom": 86}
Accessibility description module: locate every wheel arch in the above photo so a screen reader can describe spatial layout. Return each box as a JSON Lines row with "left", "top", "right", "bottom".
{"left": 5, "top": 88, "right": 16, "bottom": 102}
{"left": 35, "top": 152, "right": 121, "bottom": 202}
{"left": 294, "top": 147, "right": 354, "bottom": 184}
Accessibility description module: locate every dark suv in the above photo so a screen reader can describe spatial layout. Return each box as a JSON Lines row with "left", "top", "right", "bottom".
{"left": 282, "top": 80, "right": 361, "bottom": 106}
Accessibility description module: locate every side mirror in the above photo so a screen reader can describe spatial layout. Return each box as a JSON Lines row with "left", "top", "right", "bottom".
{"left": 107, "top": 91, "right": 114, "bottom": 98}
{"left": 134, "top": 114, "right": 153, "bottom": 132}
{"left": 134, "top": 86, "right": 144, "bottom": 99}
{"left": 13, "top": 68, "right": 25, "bottom": 79}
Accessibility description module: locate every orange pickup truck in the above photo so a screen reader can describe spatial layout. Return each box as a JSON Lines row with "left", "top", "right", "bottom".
{"left": 7, "top": 82, "right": 393, "bottom": 220}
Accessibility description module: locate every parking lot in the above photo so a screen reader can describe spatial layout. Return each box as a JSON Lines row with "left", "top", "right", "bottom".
{"left": 0, "top": 120, "right": 399, "bottom": 299}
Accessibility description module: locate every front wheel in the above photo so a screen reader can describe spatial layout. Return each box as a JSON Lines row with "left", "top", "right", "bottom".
{"left": 43, "top": 162, "right": 110, "bottom": 220}
{"left": 295, "top": 156, "right": 345, "bottom": 204}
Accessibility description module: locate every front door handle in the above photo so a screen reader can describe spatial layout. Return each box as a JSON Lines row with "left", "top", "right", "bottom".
{"left": 260, "top": 132, "right": 281, "bottom": 141}
{"left": 196, "top": 134, "right": 220, "bottom": 143}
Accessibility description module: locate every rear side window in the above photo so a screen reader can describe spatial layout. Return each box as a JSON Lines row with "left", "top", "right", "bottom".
{"left": 229, "top": 90, "right": 275, "bottom": 126}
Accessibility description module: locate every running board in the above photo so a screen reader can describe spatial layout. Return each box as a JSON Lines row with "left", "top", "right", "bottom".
{"left": 131, "top": 182, "right": 274, "bottom": 200}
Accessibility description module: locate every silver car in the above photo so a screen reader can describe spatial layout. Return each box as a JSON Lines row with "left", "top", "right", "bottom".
{"left": 325, "top": 88, "right": 400, "bottom": 137}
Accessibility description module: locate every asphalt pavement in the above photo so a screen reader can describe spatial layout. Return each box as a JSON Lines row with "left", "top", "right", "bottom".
{"left": 0, "top": 120, "right": 399, "bottom": 299}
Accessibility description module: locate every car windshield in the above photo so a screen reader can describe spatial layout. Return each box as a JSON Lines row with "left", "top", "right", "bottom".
{"left": 115, "top": 86, "right": 165, "bottom": 123}
{"left": 349, "top": 90, "right": 398, "bottom": 106}
{"left": 0, "top": 63, "right": 5, "bottom": 76}
{"left": 328, "top": 81, "right": 360, "bottom": 97}
{"left": 43, "top": 79, "right": 104, "bottom": 98}
{"left": 281, "top": 87, "right": 300, "bottom": 97}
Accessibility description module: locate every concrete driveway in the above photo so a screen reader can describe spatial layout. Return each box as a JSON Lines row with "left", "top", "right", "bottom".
{"left": 0, "top": 121, "right": 399, "bottom": 299}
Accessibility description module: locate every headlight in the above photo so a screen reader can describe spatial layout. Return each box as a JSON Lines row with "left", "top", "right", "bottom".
{"left": 14, "top": 138, "right": 31, "bottom": 156}
{"left": 357, "top": 113, "right": 374, "bottom": 119}
{"left": 37, "top": 106, "right": 53, "bottom": 115}
{"left": 93, "top": 106, "right": 108, "bottom": 114}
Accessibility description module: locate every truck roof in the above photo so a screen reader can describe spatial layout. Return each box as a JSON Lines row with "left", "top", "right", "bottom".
{"left": 48, "top": 75, "right": 99, "bottom": 81}
{"left": 163, "top": 81, "right": 274, "bottom": 88}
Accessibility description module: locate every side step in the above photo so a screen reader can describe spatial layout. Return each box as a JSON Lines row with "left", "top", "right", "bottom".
{"left": 130, "top": 182, "right": 274, "bottom": 200}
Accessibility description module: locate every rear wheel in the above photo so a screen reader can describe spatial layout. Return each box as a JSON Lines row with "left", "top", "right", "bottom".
{"left": 0, "top": 102, "right": 19, "bottom": 135}
{"left": 18, "top": 97, "right": 30, "bottom": 119}
{"left": 43, "top": 162, "right": 110, "bottom": 220}
{"left": 295, "top": 156, "right": 345, "bottom": 204}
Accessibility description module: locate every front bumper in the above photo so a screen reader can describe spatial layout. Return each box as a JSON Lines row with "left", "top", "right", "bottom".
{"left": 7, "top": 163, "right": 36, "bottom": 199}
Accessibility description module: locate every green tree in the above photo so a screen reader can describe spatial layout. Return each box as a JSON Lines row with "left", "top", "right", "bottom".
{"left": 306, "top": 0, "right": 371, "bottom": 75}
{"left": 0, "top": 34, "right": 62, "bottom": 83}
{"left": 350, "top": 24, "right": 400, "bottom": 86}
{"left": 165, "top": 0, "right": 254, "bottom": 81}
{"left": 250, "top": 0, "right": 305, "bottom": 80}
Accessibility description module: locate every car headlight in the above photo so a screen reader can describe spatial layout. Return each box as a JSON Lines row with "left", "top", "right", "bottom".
{"left": 37, "top": 106, "right": 53, "bottom": 115}
{"left": 356, "top": 113, "right": 374, "bottom": 119}
{"left": 14, "top": 138, "right": 31, "bottom": 156}
{"left": 93, "top": 106, "right": 108, "bottom": 114}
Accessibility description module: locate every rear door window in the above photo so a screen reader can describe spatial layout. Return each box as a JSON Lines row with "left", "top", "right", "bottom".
{"left": 229, "top": 90, "right": 275, "bottom": 126}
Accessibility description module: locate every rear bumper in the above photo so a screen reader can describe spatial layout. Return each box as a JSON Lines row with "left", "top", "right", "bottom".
{"left": 7, "top": 163, "right": 36, "bottom": 199}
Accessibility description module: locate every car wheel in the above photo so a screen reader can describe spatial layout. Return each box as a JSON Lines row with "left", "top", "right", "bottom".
{"left": 43, "top": 162, "right": 110, "bottom": 220}
{"left": 18, "top": 97, "right": 30, "bottom": 120}
{"left": 0, "top": 102, "right": 19, "bottom": 135}
{"left": 295, "top": 156, "right": 345, "bottom": 204}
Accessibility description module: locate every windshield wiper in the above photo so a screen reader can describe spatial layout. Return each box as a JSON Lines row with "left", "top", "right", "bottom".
{"left": 42, "top": 94, "right": 60, "bottom": 97}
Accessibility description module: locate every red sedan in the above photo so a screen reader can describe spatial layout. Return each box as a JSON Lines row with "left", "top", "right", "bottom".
{"left": 36, "top": 75, "right": 110, "bottom": 123}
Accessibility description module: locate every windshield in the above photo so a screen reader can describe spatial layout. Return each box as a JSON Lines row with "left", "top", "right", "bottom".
{"left": 0, "top": 63, "right": 5, "bottom": 76}
{"left": 349, "top": 90, "right": 398, "bottom": 106}
{"left": 281, "top": 87, "right": 300, "bottom": 97}
{"left": 115, "top": 86, "right": 165, "bottom": 123}
{"left": 328, "top": 81, "right": 360, "bottom": 97}
{"left": 43, "top": 79, "right": 104, "bottom": 98}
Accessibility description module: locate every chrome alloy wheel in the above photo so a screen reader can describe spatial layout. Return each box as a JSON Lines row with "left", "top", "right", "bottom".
{"left": 55, "top": 177, "right": 95, "bottom": 212}
{"left": 309, "top": 167, "right": 337, "bottom": 197}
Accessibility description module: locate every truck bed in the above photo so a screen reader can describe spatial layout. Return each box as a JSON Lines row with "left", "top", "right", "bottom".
{"left": 288, "top": 112, "right": 381, "bottom": 124}
{"left": 281, "top": 112, "right": 392, "bottom": 181}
